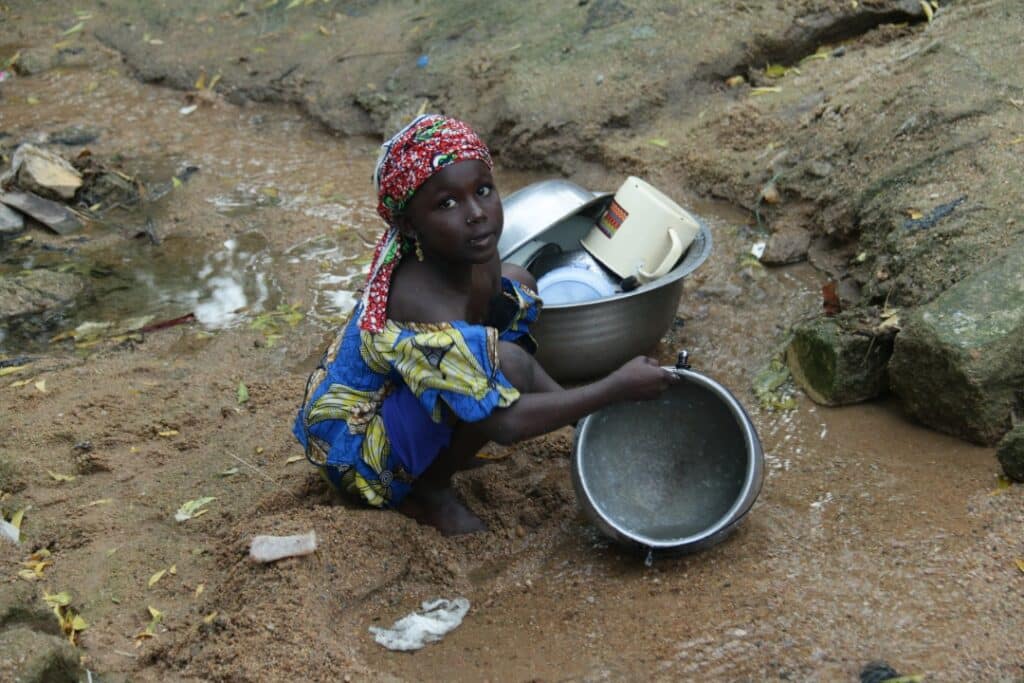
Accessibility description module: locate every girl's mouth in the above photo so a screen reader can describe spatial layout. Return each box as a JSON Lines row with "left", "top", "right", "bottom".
{"left": 468, "top": 233, "right": 495, "bottom": 248}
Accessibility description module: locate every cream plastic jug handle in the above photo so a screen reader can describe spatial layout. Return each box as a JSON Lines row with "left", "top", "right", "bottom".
{"left": 637, "top": 228, "right": 684, "bottom": 282}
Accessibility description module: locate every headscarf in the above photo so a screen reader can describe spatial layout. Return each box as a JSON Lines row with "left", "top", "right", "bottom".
{"left": 359, "top": 114, "right": 492, "bottom": 333}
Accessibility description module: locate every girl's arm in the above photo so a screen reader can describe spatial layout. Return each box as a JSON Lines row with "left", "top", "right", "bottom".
{"left": 475, "top": 354, "right": 677, "bottom": 445}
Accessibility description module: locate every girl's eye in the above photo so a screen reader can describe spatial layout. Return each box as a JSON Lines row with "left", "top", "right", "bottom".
{"left": 439, "top": 198, "right": 456, "bottom": 209}
{"left": 477, "top": 185, "right": 492, "bottom": 197}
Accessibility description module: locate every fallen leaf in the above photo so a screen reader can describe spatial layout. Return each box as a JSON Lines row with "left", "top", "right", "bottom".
{"left": 169, "top": 564, "right": 177, "bottom": 575}
{"left": 207, "top": 74, "right": 221, "bottom": 90}
{"left": 0, "top": 364, "right": 30, "bottom": 376}
{"left": 19, "top": 569, "right": 40, "bottom": 581}
{"left": 47, "top": 471, "right": 76, "bottom": 482}
{"left": 218, "top": 467, "right": 240, "bottom": 477}
{"left": 158, "top": 429, "right": 179, "bottom": 437}
{"left": 10, "top": 509, "right": 25, "bottom": 530}
{"left": 62, "top": 21, "right": 85, "bottom": 36}
{"left": 907, "top": 208, "right": 924, "bottom": 220}
{"left": 172, "top": 176, "right": 183, "bottom": 188}
{"left": 148, "top": 569, "right": 167, "bottom": 587}
{"left": 84, "top": 498, "right": 112, "bottom": 507}
{"left": 1015, "top": 558, "right": 1024, "bottom": 574}
{"left": 44, "top": 591, "right": 72, "bottom": 607}
{"left": 920, "top": 0, "right": 933, "bottom": 21}
{"left": 725, "top": 74, "right": 745, "bottom": 87}
{"left": 750, "top": 86, "right": 782, "bottom": 96}
{"left": 1010, "top": 136, "right": 1024, "bottom": 145}
{"left": 765, "top": 63, "right": 788, "bottom": 78}
{"left": 237, "top": 382, "right": 249, "bottom": 404}
{"left": 10, "top": 379, "right": 31, "bottom": 387}
{"left": 647, "top": 138, "right": 669, "bottom": 148}
{"left": 255, "top": 447, "right": 264, "bottom": 455}
{"left": 148, "top": 605, "right": 163, "bottom": 621}
{"left": 175, "top": 496, "right": 216, "bottom": 522}
{"left": 203, "top": 611, "right": 218, "bottom": 624}
{"left": 991, "top": 475, "right": 1012, "bottom": 495}
{"left": 318, "top": 25, "right": 330, "bottom": 36}
{"left": 195, "top": 583, "right": 205, "bottom": 598}
{"left": 285, "top": 455, "right": 303, "bottom": 464}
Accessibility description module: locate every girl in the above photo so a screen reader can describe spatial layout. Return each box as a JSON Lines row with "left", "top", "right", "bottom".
{"left": 294, "top": 114, "right": 678, "bottom": 535}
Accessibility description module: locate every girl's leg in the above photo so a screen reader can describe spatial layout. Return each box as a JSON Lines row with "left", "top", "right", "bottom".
{"left": 399, "top": 341, "right": 552, "bottom": 535}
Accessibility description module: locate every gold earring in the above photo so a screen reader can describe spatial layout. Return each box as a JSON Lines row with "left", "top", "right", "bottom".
{"left": 415, "top": 241, "right": 424, "bottom": 262}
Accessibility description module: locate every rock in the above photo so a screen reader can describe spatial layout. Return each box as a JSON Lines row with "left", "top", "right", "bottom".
{"left": 0, "top": 583, "right": 55, "bottom": 634}
{"left": 0, "top": 191, "right": 83, "bottom": 235}
{"left": 0, "top": 270, "right": 86, "bottom": 320}
{"left": 888, "top": 242, "right": 1024, "bottom": 445}
{"left": 996, "top": 426, "right": 1024, "bottom": 481}
{"left": 0, "top": 627, "right": 84, "bottom": 683}
{"left": 48, "top": 127, "right": 100, "bottom": 146}
{"left": 786, "top": 313, "right": 894, "bottom": 406}
{"left": 9, "top": 144, "right": 83, "bottom": 200}
{"left": 761, "top": 225, "right": 811, "bottom": 265}
{"left": 0, "top": 203, "right": 24, "bottom": 235}
{"left": 12, "top": 48, "right": 57, "bottom": 76}
{"left": 807, "top": 160, "right": 833, "bottom": 178}
{"left": 760, "top": 182, "right": 781, "bottom": 205}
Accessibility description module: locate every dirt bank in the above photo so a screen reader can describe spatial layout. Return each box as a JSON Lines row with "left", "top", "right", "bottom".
{"left": 1, "top": 2, "right": 1022, "bottom": 682}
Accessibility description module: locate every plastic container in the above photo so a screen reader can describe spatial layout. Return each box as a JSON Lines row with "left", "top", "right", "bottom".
{"left": 537, "top": 265, "right": 618, "bottom": 305}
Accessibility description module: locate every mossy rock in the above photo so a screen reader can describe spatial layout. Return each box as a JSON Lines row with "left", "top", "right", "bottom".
{"left": 889, "top": 241, "right": 1024, "bottom": 445}
{"left": 996, "top": 426, "right": 1024, "bottom": 482}
{"left": 785, "top": 314, "right": 893, "bottom": 406}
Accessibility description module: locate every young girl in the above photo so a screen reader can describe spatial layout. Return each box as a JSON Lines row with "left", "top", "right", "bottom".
{"left": 294, "top": 114, "right": 678, "bottom": 535}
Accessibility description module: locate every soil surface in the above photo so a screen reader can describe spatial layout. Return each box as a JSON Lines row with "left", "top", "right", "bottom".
{"left": 1, "top": 3, "right": 1022, "bottom": 682}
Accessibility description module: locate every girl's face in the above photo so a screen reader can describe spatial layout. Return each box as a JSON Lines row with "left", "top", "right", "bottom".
{"left": 398, "top": 160, "right": 503, "bottom": 265}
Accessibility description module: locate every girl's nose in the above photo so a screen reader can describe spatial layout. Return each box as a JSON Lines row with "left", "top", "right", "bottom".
{"left": 466, "top": 197, "right": 486, "bottom": 224}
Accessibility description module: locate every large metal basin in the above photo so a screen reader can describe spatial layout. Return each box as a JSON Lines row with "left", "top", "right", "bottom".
{"left": 572, "top": 362, "right": 764, "bottom": 558}
{"left": 500, "top": 180, "right": 712, "bottom": 382}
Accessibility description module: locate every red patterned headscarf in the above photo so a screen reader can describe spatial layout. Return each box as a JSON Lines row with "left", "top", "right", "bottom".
{"left": 359, "top": 114, "right": 493, "bottom": 333}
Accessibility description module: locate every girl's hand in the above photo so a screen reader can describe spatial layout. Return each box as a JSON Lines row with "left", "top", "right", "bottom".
{"left": 607, "top": 356, "right": 679, "bottom": 402}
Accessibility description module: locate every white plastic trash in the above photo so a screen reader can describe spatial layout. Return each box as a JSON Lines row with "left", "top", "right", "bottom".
{"left": 249, "top": 531, "right": 317, "bottom": 563}
{"left": 369, "top": 598, "right": 470, "bottom": 651}
{"left": 537, "top": 265, "right": 618, "bottom": 305}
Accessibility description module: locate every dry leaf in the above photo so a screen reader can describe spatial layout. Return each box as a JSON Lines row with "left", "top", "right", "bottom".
{"left": 920, "top": 0, "right": 934, "bottom": 21}
{"left": 47, "top": 471, "right": 76, "bottom": 482}
{"left": 907, "top": 208, "right": 924, "bottom": 220}
{"left": 195, "top": 583, "right": 205, "bottom": 598}
{"left": 84, "top": 498, "right": 112, "bottom": 507}
{"left": 725, "top": 74, "right": 745, "bottom": 87}
{"left": 175, "top": 496, "right": 216, "bottom": 522}
{"left": 237, "top": 382, "right": 249, "bottom": 404}
{"left": 148, "top": 569, "right": 167, "bottom": 587}
{"left": 33, "top": 379, "right": 47, "bottom": 392}
{"left": 10, "top": 509, "right": 25, "bottom": 530}
{"left": 765, "top": 64, "right": 788, "bottom": 78}
{"left": 62, "top": 21, "right": 85, "bottom": 35}
{"left": 10, "top": 379, "right": 31, "bottom": 387}
{"left": 44, "top": 591, "right": 72, "bottom": 607}
{"left": 0, "top": 364, "right": 30, "bottom": 377}
{"left": 1015, "top": 558, "right": 1024, "bottom": 574}
{"left": 750, "top": 86, "right": 782, "bottom": 96}
{"left": 169, "top": 564, "right": 177, "bottom": 575}
{"left": 158, "top": 429, "right": 179, "bottom": 437}
{"left": 285, "top": 455, "right": 304, "bottom": 464}
{"left": 203, "top": 611, "right": 218, "bottom": 624}
{"left": 218, "top": 467, "right": 240, "bottom": 477}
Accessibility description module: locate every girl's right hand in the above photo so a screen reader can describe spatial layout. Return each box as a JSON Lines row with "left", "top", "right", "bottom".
{"left": 607, "top": 355, "right": 679, "bottom": 402}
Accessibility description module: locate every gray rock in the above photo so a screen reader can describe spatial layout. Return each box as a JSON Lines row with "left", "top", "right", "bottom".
{"left": 0, "top": 627, "right": 84, "bottom": 683}
{"left": 807, "top": 160, "right": 833, "bottom": 178}
{"left": 995, "top": 425, "right": 1024, "bottom": 482}
{"left": 761, "top": 225, "right": 811, "bottom": 265}
{"left": 9, "top": 144, "right": 83, "bottom": 200}
{"left": 786, "top": 314, "right": 894, "bottom": 406}
{"left": 0, "top": 270, "right": 86, "bottom": 320}
{"left": 888, "top": 241, "right": 1024, "bottom": 445}
{"left": 0, "top": 203, "right": 24, "bottom": 235}
{"left": 0, "top": 191, "right": 82, "bottom": 235}
{"left": 0, "top": 583, "right": 56, "bottom": 634}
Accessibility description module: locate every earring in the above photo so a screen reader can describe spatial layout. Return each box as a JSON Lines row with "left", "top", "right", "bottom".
{"left": 415, "top": 240, "right": 424, "bottom": 262}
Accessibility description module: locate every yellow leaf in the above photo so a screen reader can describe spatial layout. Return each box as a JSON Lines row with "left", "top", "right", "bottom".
{"left": 207, "top": 74, "right": 221, "bottom": 90}
{"left": 148, "top": 605, "right": 163, "bottom": 621}
{"left": 148, "top": 569, "right": 167, "bottom": 587}
{"left": 1010, "top": 136, "right": 1024, "bottom": 145}
{"left": 647, "top": 138, "right": 669, "bottom": 148}
{"left": 920, "top": 0, "right": 933, "bottom": 21}
{"left": 84, "top": 498, "right": 112, "bottom": 507}
{"left": 44, "top": 591, "right": 72, "bottom": 607}
{"left": 194, "top": 583, "right": 205, "bottom": 598}
{"left": 750, "top": 86, "right": 782, "bottom": 96}
{"left": 10, "top": 379, "right": 31, "bottom": 387}
{"left": 169, "top": 564, "right": 177, "bottom": 575}
{"left": 172, "top": 176, "right": 183, "bottom": 188}
{"left": 19, "top": 569, "right": 39, "bottom": 581}
{"left": 158, "top": 429, "right": 179, "bottom": 437}
{"left": 255, "top": 447, "right": 265, "bottom": 454}
{"left": 29, "top": 548, "right": 52, "bottom": 561}
{"left": 765, "top": 64, "right": 788, "bottom": 78}
{"left": 175, "top": 496, "right": 216, "bottom": 522}
{"left": 318, "top": 25, "right": 330, "bottom": 36}
{"left": 991, "top": 475, "right": 1012, "bottom": 495}
{"left": 34, "top": 379, "right": 47, "bottom": 392}
{"left": 62, "top": 21, "right": 85, "bottom": 36}
{"left": 71, "top": 614, "right": 88, "bottom": 631}
{"left": 907, "top": 209, "right": 924, "bottom": 220}
{"left": 285, "top": 455, "right": 303, "bottom": 464}
{"left": 237, "top": 382, "right": 249, "bottom": 404}
{"left": 52, "top": 40, "right": 73, "bottom": 50}
{"left": 1015, "top": 558, "right": 1024, "bottom": 573}
{"left": 47, "top": 470, "right": 76, "bottom": 482}
{"left": 0, "top": 365, "right": 30, "bottom": 376}
{"left": 10, "top": 509, "right": 24, "bottom": 530}
{"left": 286, "top": 0, "right": 303, "bottom": 8}
{"left": 203, "top": 611, "right": 218, "bottom": 624}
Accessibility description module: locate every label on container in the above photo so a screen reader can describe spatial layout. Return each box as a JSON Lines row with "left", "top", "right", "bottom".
{"left": 596, "top": 199, "right": 628, "bottom": 238}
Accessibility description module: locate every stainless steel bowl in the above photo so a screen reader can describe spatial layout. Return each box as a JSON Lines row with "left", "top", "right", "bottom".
{"left": 572, "top": 362, "right": 764, "bottom": 558}
{"left": 499, "top": 179, "right": 611, "bottom": 259}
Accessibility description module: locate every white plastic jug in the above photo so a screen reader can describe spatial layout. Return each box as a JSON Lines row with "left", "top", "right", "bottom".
{"left": 581, "top": 177, "right": 700, "bottom": 283}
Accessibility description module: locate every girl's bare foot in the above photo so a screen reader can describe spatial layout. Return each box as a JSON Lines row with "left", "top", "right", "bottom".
{"left": 398, "top": 487, "right": 487, "bottom": 536}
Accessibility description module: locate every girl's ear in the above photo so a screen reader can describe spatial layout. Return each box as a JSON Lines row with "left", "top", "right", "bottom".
{"left": 394, "top": 212, "right": 416, "bottom": 242}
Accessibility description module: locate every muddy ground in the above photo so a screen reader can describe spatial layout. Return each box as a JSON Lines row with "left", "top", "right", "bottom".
{"left": 1, "top": 2, "right": 1022, "bottom": 682}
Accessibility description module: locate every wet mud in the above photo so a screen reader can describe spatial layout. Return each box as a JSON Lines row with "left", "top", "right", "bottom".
{"left": 1, "top": 3, "right": 1022, "bottom": 682}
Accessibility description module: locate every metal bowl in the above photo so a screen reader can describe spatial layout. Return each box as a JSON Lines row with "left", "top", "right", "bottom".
{"left": 499, "top": 179, "right": 611, "bottom": 259}
{"left": 572, "top": 363, "right": 764, "bottom": 558}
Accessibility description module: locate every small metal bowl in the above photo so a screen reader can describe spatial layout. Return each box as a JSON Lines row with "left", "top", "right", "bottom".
{"left": 572, "top": 359, "right": 764, "bottom": 559}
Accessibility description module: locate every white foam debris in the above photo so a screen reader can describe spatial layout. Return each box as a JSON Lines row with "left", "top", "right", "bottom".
{"left": 1, "top": 519, "right": 19, "bottom": 545}
{"left": 369, "top": 598, "right": 470, "bottom": 651}
{"left": 249, "top": 531, "right": 317, "bottom": 563}
{"left": 750, "top": 241, "right": 766, "bottom": 259}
